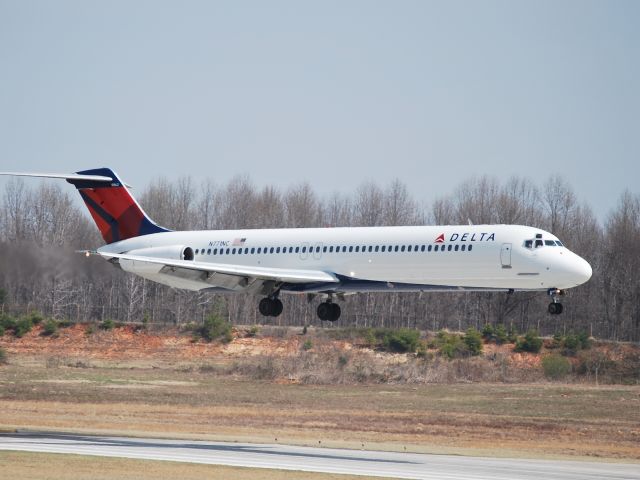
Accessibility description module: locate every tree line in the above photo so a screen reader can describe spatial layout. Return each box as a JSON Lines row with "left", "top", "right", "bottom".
{"left": 0, "top": 174, "right": 638, "bottom": 341}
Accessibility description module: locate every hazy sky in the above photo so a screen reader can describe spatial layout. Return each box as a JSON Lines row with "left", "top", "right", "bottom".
{"left": 1, "top": 1, "right": 638, "bottom": 221}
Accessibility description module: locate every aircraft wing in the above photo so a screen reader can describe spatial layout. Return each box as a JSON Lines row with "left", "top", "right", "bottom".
{"left": 98, "top": 251, "right": 338, "bottom": 293}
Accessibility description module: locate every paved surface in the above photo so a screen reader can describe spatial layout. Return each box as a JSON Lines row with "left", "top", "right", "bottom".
{"left": 0, "top": 431, "right": 638, "bottom": 479}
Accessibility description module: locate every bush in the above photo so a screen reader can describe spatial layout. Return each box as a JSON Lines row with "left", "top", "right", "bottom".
{"left": 14, "top": 317, "right": 34, "bottom": 338}
{"left": 463, "top": 327, "right": 483, "bottom": 356}
{"left": 0, "top": 325, "right": 4, "bottom": 336}
{"left": 381, "top": 328, "right": 420, "bottom": 353}
{"left": 542, "top": 354, "right": 571, "bottom": 380}
{"left": 481, "top": 324, "right": 507, "bottom": 345}
{"left": 514, "top": 330, "right": 543, "bottom": 353}
{"left": 0, "top": 347, "right": 6, "bottom": 364}
{"left": 26, "top": 311, "right": 44, "bottom": 325}
{"left": 198, "top": 314, "right": 233, "bottom": 343}
{"left": 433, "top": 330, "right": 469, "bottom": 359}
{"left": 0, "top": 313, "right": 17, "bottom": 333}
{"left": 100, "top": 319, "right": 115, "bottom": 330}
{"left": 42, "top": 319, "right": 58, "bottom": 336}
{"left": 248, "top": 325, "right": 260, "bottom": 337}
{"left": 302, "top": 339, "right": 313, "bottom": 351}
{"left": 85, "top": 324, "right": 96, "bottom": 335}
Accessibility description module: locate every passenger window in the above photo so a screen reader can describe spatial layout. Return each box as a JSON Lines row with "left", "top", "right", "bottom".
{"left": 316, "top": 246, "right": 320, "bottom": 253}
{"left": 195, "top": 249, "right": 199, "bottom": 254}
{"left": 213, "top": 249, "right": 218, "bottom": 255}
{"left": 302, "top": 247, "right": 306, "bottom": 253}
{"left": 381, "top": 246, "right": 386, "bottom": 252}
{"left": 323, "top": 246, "right": 327, "bottom": 253}
{"left": 454, "top": 245, "right": 459, "bottom": 251}
{"left": 355, "top": 246, "right": 360, "bottom": 253}
{"left": 295, "top": 247, "right": 300, "bottom": 253}
{"left": 270, "top": 247, "right": 275, "bottom": 254}
{"left": 342, "top": 246, "right": 347, "bottom": 253}
{"left": 394, "top": 246, "right": 399, "bottom": 252}
{"left": 401, "top": 246, "right": 406, "bottom": 252}
{"left": 434, "top": 245, "right": 439, "bottom": 252}
{"left": 329, "top": 246, "right": 334, "bottom": 253}
{"left": 448, "top": 245, "right": 452, "bottom": 251}
{"left": 468, "top": 245, "right": 473, "bottom": 251}
{"left": 251, "top": 248, "right": 255, "bottom": 254}
{"left": 238, "top": 249, "right": 242, "bottom": 255}
{"left": 406, "top": 245, "right": 411, "bottom": 252}
{"left": 461, "top": 245, "right": 466, "bottom": 251}
{"left": 374, "top": 246, "right": 379, "bottom": 252}
{"left": 428, "top": 245, "right": 432, "bottom": 252}
{"left": 349, "top": 246, "right": 353, "bottom": 253}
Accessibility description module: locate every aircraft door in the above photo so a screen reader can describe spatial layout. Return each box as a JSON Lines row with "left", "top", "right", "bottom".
{"left": 500, "top": 243, "right": 512, "bottom": 269}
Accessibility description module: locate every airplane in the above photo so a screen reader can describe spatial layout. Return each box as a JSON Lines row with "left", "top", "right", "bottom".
{"left": 0, "top": 167, "right": 592, "bottom": 321}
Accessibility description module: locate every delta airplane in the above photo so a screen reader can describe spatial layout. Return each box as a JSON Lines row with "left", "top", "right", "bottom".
{"left": 0, "top": 168, "right": 592, "bottom": 321}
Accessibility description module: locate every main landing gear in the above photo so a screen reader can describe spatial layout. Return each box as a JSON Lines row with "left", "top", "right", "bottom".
{"left": 258, "top": 296, "right": 283, "bottom": 317}
{"left": 547, "top": 288, "right": 565, "bottom": 315}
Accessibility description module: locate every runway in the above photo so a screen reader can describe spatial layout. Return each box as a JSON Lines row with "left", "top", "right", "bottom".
{"left": 0, "top": 432, "right": 638, "bottom": 479}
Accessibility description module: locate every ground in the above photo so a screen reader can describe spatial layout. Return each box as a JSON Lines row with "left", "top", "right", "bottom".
{"left": 0, "top": 324, "right": 639, "bottom": 462}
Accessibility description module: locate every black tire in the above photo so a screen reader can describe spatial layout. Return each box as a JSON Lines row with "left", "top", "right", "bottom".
{"left": 548, "top": 302, "right": 563, "bottom": 315}
{"left": 317, "top": 302, "right": 331, "bottom": 321}
{"left": 272, "top": 298, "right": 283, "bottom": 317}
{"left": 259, "top": 298, "right": 273, "bottom": 316}
{"left": 329, "top": 303, "right": 341, "bottom": 321}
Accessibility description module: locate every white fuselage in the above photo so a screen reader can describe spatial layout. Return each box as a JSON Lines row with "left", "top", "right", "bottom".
{"left": 99, "top": 224, "right": 593, "bottom": 294}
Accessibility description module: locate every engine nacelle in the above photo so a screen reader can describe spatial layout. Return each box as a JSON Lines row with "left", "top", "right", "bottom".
{"left": 126, "top": 245, "right": 194, "bottom": 261}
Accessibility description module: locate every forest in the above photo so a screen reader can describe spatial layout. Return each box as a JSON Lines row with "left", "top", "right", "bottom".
{"left": 0, "top": 174, "right": 638, "bottom": 341}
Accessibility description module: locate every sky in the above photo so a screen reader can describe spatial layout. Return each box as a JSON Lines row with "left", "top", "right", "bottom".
{"left": 1, "top": 0, "right": 638, "bottom": 222}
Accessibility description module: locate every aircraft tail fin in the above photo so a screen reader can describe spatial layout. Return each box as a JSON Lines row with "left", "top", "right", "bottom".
{"left": 0, "top": 167, "right": 169, "bottom": 244}
{"left": 68, "top": 168, "right": 169, "bottom": 244}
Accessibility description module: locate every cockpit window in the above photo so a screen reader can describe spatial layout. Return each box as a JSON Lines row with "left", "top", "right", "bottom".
{"left": 545, "top": 240, "right": 557, "bottom": 246}
{"left": 524, "top": 240, "right": 533, "bottom": 249}
{"left": 555, "top": 241, "right": 564, "bottom": 246}
{"left": 535, "top": 239, "right": 543, "bottom": 248}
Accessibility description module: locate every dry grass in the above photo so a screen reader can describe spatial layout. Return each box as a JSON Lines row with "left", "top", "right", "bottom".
{"left": 0, "top": 451, "right": 370, "bottom": 480}
{"left": 1, "top": 361, "right": 639, "bottom": 460}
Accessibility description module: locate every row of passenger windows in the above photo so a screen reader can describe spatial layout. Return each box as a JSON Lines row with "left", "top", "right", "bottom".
{"left": 193, "top": 243, "right": 474, "bottom": 256}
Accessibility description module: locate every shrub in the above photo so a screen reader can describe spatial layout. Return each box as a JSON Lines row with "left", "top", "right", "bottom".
{"left": 198, "top": 313, "right": 233, "bottom": 343}
{"left": 14, "top": 317, "right": 34, "bottom": 338}
{"left": 248, "top": 325, "right": 260, "bottom": 337}
{"left": 481, "top": 324, "right": 494, "bottom": 338}
{"left": 302, "top": 339, "right": 313, "bottom": 351}
{"left": 463, "top": 327, "right": 483, "bottom": 356}
{"left": 514, "top": 330, "right": 543, "bottom": 353}
{"left": 0, "top": 347, "right": 6, "bottom": 364}
{"left": 542, "top": 354, "right": 571, "bottom": 380}
{"left": 42, "top": 319, "right": 58, "bottom": 336}
{"left": 85, "top": 324, "right": 96, "bottom": 335}
{"left": 100, "top": 319, "right": 115, "bottom": 330}
{"left": 494, "top": 324, "right": 508, "bottom": 344}
{"left": 0, "top": 313, "right": 17, "bottom": 333}
{"left": 26, "top": 311, "right": 44, "bottom": 325}
{"left": 0, "top": 324, "right": 3, "bottom": 336}
{"left": 434, "top": 330, "right": 469, "bottom": 359}
{"left": 381, "top": 328, "right": 420, "bottom": 353}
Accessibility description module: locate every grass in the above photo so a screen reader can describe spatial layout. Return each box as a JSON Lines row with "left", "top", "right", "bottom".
{"left": 1, "top": 360, "right": 639, "bottom": 460}
{"left": 0, "top": 451, "right": 370, "bottom": 480}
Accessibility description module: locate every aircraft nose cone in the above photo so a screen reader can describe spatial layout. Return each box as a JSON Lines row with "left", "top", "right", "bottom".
{"left": 573, "top": 256, "right": 592, "bottom": 285}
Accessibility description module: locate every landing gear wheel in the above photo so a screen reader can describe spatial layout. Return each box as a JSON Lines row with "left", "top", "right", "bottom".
{"left": 317, "top": 302, "right": 331, "bottom": 321}
{"left": 259, "top": 297, "right": 284, "bottom": 317}
{"left": 271, "top": 298, "right": 283, "bottom": 317}
{"left": 259, "top": 298, "right": 273, "bottom": 316}
{"left": 317, "top": 302, "right": 341, "bottom": 322}
{"left": 548, "top": 302, "right": 564, "bottom": 315}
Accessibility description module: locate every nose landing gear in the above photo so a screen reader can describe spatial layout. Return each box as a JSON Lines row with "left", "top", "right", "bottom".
{"left": 548, "top": 288, "right": 565, "bottom": 315}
